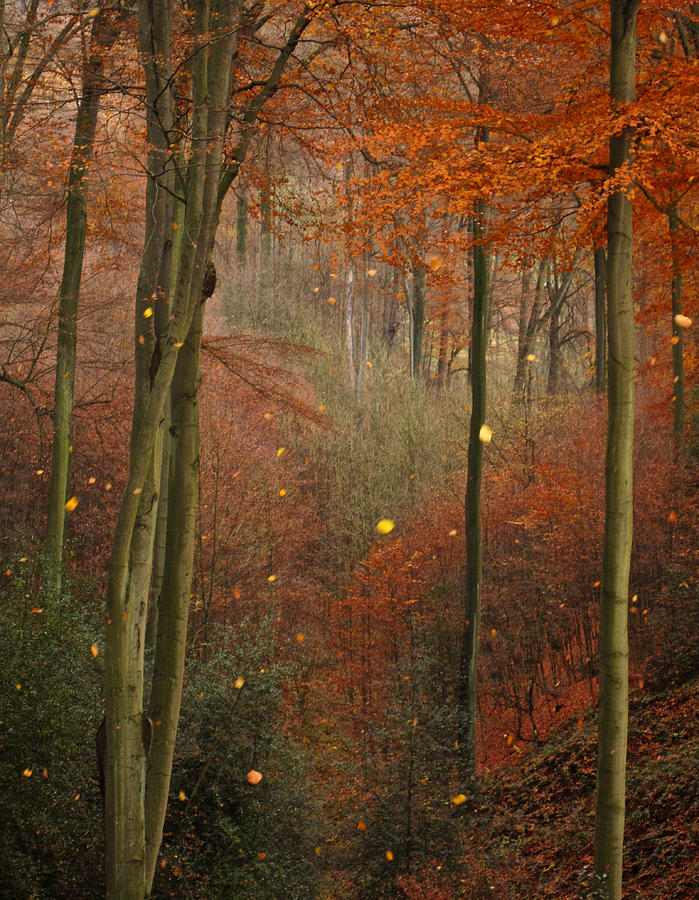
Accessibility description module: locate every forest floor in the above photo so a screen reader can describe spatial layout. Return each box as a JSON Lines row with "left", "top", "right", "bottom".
{"left": 444, "top": 677, "right": 699, "bottom": 899}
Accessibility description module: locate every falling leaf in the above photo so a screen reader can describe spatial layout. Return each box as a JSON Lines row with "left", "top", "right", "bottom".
{"left": 18, "top": 557, "right": 28, "bottom": 562}
{"left": 267, "top": 575, "right": 276, "bottom": 583}
{"left": 16, "top": 684, "right": 21, "bottom": 691}
{"left": 143, "top": 307, "right": 153, "bottom": 318}
{"left": 631, "top": 594, "right": 637, "bottom": 604}
{"left": 105, "top": 482, "right": 112, "bottom": 491}
{"left": 526, "top": 353, "right": 536, "bottom": 362}
{"left": 258, "top": 852, "right": 266, "bottom": 861}
{"left": 88, "top": 476, "right": 96, "bottom": 485}
{"left": 31, "top": 608, "right": 42, "bottom": 614}
{"left": 247, "top": 770, "right": 263, "bottom": 785}
{"left": 42, "top": 768, "right": 47, "bottom": 777}
{"left": 178, "top": 791, "right": 187, "bottom": 801}
{"left": 490, "top": 628, "right": 497, "bottom": 638}
{"left": 376, "top": 519, "right": 395, "bottom": 534}
{"left": 65, "top": 496, "right": 79, "bottom": 512}
{"left": 667, "top": 511, "right": 677, "bottom": 523}
{"left": 138, "top": 334, "right": 145, "bottom": 345}
{"left": 279, "top": 489, "right": 287, "bottom": 497}
{"left": 412, "top": 717, "right": 418, "bottom": 727}
{"left": 233, "top": 587, "right": 241, "bottom": 600}
{"left": 317, "top": 404, "right": 325, "bottom": 411}
{"left": 327, "top": 296, "right": 336, "bottom": 305}
{"left": 426, "top": 253, "right": 442, "bottom": 271}
{"left": 577, "top": 715, "right": 584, "bottom": 728}
{"left": 366, "top": 360, "right": 373, "bottom": 368}
{"left": 671, "top": 336, "right": 679, "bottom": 345}
{"left": 357, "top": 821, "right": 366, "bottom": 831}
{"left": 367, "top": 268, "right": 377, "bottom": 276}
{"left": 674, "top": 314, "right": 692, "bottom": 328}
{"left": 593, "top": 580, "right": 600, "bottom": 588}
{"left": 296, "top": 632, "right": 304, "bottom": 642}
{"left": 36, "top": 469, "right": 44, "bottom": 475}
{"left": 263, "top": 412, "right": 272, "bottom": 420}
{"left": 23, "top": 768, "right": 32, "bottom": 778}
{"left": 174, "top": 341, "right": 184, "bottom": 348}
{"left": 277, "top": 447, "right": 285, "bottom": 457}
{"left": 234, "top": 677, "right": 245, "bottom": 689}
{"left": 385, "top": 850, "right": 394, "bottom": 861}
{"left": 479, "top": 424, "right": 493, "bottom": 443}
{"left": 313, "top": 264, "right": 319, "bottom": 271}
{"left": 451, "top": 794, "right": 467, "bottom": 806}
{"left": 91, "top": 644, "right": 99, "bottom": 658}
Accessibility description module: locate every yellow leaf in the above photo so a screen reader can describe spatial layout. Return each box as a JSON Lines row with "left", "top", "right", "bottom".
{"left": 65, "top": 496, "right": 79, "bottom": 512}
{"left": 490, "top": 628, "right": 497, "bottom": 638}
{"left": 376, "top": 518, "right": 395, "bottom": 535}
{"left": 674, "top": 314, "right": 692, "bottom": 328}
{"left": 88, "top": 476, "right": 96, "bottom": 485}
{"left": 367, "top": 268, "right": 377, "bottom": 276}
{"left": 267, "top": 574, "right": 276, "bottom": 583}
{"left": 23, "top": 768, "right": 32, "bottom": 778}
{"left": 234, "top": 677, "right": 245, "bottom": 689}
{"left": 451, "top": 794, "right": 467, "bottom": 806}
{"left": 143, "top": 307, "right": 153, "bottom": 318}
{"left": 448, "top": 529, "right": 457, "bottom": 537}
{"left": 31, "top": 608, "right": 42, "bottom": 614}
{"left": 327, "top": 296, "right": 336, "bottom": 305}
{"left": 105, "top": 482, "right": 112, "bottom": 491}
{"left": 18, "top": 557, "right": 28, "bottom": 562}
{"left": 385, "top": 850, "right": 394, "bottom": 861}
{"left": 526, "top": 353, "right": 536, "bottom": 362}
{"left": 247, "top": 770, "right": 263, "bottom": 785}
{"left": 178, "top": 790, "right": 187, "bottom": 801}
{"left": 279, "top": 489, "right": 287, "bottom": 497}
{"left": 277, "top": 447, "right": 285, "bottom": 457}
{"left": 174, "top": 341, "right": 184, "bottom": 348}
{"left": 16, "top": 684, "right": 21, "bottom": 690}
{"left": 479, "top": 424, "right": 493, "bottom": 443}
{"left": 91, "top": 644, "right": 99, "bottom": 658}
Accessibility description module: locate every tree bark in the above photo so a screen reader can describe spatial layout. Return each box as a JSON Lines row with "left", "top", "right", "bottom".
{"left": 45, "top": 6, "right": 124, "bottom": 594}
{"left": 409, "top": 265, "right": 425, "bottom": 378}
{"left": 458, "top": 197, "right": 488, "bottom": 778}
{"left": 594, "top": 2, "right": 640, "bottom": 897}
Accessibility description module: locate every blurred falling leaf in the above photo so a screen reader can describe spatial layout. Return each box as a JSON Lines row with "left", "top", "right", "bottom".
{"left": 327, "top": 296, "right": 336, "bottom": 305}
{"left": 667, "top": 511, "right": 677, "bottom": 523}
{"left": 376, "top": 519, "right": 395, "bottom": 534}
{"left": 276, "top": 447, "right": 285, "bottom": 457}
{"left": 451, "top": 794, "right": 467, "bottom": 806}
{"left": 88, "top": 476, "right": 96, "bottom": 485}
{"left": 367, "top": 268, "right": 377, "bottom": 276}
{"left": 506, "top": 733, "right": 514, "bottom": 745}
{"left": 234, "top": 677, "right": 245, "bottom": 689}
{"left": 91, "top": 644, "right": 99, "bottom": 658}
{"left": 267, "top": 575, "right": 276, "bottom": 583}
{"left": 296, "top": 632, "right": 304, "bottom": 642}
{"left": 178, "top": 791, "right": 186, "bottom": 801}
{"left": 22, "top": 768, "right": 32, "bottom": 778}
{"left": 526, "top": 353, "right": 536, "bottom": 362}
{"left": 279, "top": 489, "right": 287, "bottom": 497}
{"left": 247, "top": 770, "right": 262, "bottom": 785}
{"left": 674, "top": 314, "right": 692, "bottom": 328}
{"left": 233, "top": 587, "right": 241, "bottom": 600}
{"left": 357, "top": 821, "right": 366, "bottom": 831}
{"left": 143, "top": 307, "right": 153, "bottom": 318}
{"left": 479, "top": 424, "right": 493, "bottom": 443}
{"left": 385, "top": 850, "right": 394, "bottom": 861}
{"left": 65, "top": 496, "right": 79, "bottom": 512}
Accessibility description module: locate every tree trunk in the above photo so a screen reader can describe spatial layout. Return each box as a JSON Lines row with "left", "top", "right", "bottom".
{"left": 458, "top": 197, "right": 488, "bottom": 778}
{"left": 409, "top": 265, "right": 425, "bottom": 378}
{"left": 669, "top": 201, "right": 684, "bottom": 441}
{"left": 594, "top": 245, "right": 607, "bottom": 393}
{"left": 45, "top": 7, "right": 123, "bottom": 594}
{"left": 594, "top": 2, "right": 639, "bottom": 897}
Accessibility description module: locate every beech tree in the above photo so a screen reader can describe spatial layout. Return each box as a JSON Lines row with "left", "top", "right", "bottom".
{"left": 594, "top": 1, "right": 640, "bottom": 897}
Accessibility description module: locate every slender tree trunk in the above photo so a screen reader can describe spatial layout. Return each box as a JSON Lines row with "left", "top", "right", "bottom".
{"left": 547, "top": 296, "right": 563, "bottom": 395}
{"left": 236, "top": 184, "right": 248, "bottom": 265}
{"left": 594, "top": 245, "right": 608, "bottom": 393}
{"left": 45, "top": 8, "right": 122, "bottom": 593}
{"left": 668, "top": 201, "right": 684, "bottom": 441}
{"left": 594, "top": 3, "right": 639, "bottom": 897}
{"left": 258, "top": 181, "right": 273, "bottom": 311}
{"left": 344, "top": 263, "right": 357, "bottom": 390}
{"left": 436, "top": 306, "right": 449, "bottom": 387}
{"left": 458, "top": 196, "right": 488, "bottom": 778}
{"left": 410, "top": 265, "right": 425, "bottom": 378}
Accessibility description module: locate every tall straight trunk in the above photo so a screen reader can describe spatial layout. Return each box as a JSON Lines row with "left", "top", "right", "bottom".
{"left": 258, "top": 181, "right": 273, "bottom": 308}
{"left": 409, "top": 265, "right": 425, "bottom": 378}
{"left": 436, "top": 306, "right": 449, "bottom": 387}
{"left": 458, "top": 197, "right": 488, "bottom": 778}
{"left": 594, "top": 246, "right": 608, "bottom": 393}
{"left": 236, "top": 185, "right": 248, "bottom": 265}
{"left": 45, "top": 8, "right": 123, "bottom": 593}
{"left": 344, "top": 264, "right": 357, "bottom": 389}
{"left": 594, "top": 2, "right": 639, "bottom": 897}
{"left": 668, "top": 202, "right": 684, "bottom": 440}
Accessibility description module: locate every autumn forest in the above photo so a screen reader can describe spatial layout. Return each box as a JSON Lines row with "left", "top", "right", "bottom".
{"left": 0, "top": 1, "right": 697, "bottom": 898}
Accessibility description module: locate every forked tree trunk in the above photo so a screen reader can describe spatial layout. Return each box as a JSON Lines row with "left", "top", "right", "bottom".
{"left": 594, "top": 2, "right": 640, "bottom": 897}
